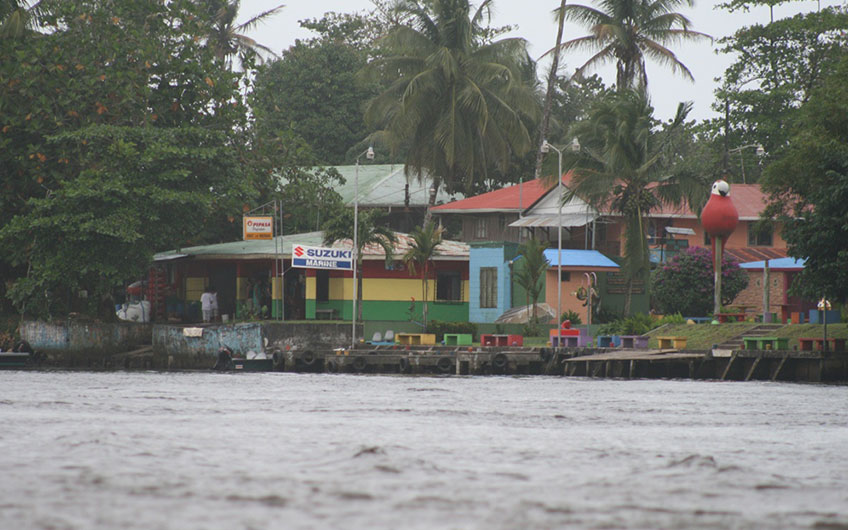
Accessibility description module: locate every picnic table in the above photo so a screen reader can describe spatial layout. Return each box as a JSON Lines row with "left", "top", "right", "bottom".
{"left": 657, "top": 336, "right": 688, "bottom": 349}
{"left": 798, "top": 337, "right": 846, "bottom": 352}
{"left": 742, "top": 336, "right": 789, "bottom": 350}
{"left": 481, "top": 334, "right": 523, "bottom": 347}
{"left": 715, "top": 312, "right": 747, "bottom": 323}
{"left": 395, "top": 333, "right": 436, "bottom": 346}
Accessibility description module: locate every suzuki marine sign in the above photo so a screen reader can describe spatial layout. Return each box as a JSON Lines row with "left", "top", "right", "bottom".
{"left": 291, "top": 244, "right": 353, "bottom": 271}
{"left": 243, "top": 216, "right": 274, "bottom": 240}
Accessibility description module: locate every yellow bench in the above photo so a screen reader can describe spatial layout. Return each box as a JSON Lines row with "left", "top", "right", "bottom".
{"left": 395, "top": 333, "right": 436, "bottom": 346}
{"left": 657, "top": 336, "right": 688, "bottom": 349}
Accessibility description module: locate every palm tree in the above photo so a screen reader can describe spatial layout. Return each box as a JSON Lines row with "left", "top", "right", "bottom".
{"left": 513, "top": 238, "right": 549, "bottom": 328}
{"left": 1, "top": 0, "right": 48, "bottom": 39}
{"left": 203, "top": 0, "right": 284, "bottom": 69}
{"left": 402, "top": 221, "right": 444, "bottom": 329}
{"left": 363, "top": 0, "right": 540, "bottom": 208}
{"left": 534, "top": 0, "right": 568, "bottom": 179}
{"left": 560, "top": 89, "right": 705, "bottom": 314}
{"left": 556, "top": 0, "right": 710, "bottom": 90}
{"left": 322, "top": 209, "right": 396, "bottom": 320}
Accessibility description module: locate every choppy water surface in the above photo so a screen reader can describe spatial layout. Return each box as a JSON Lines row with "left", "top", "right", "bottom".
{"left": 1, "top": 372, "right": 847, "bottom": 529}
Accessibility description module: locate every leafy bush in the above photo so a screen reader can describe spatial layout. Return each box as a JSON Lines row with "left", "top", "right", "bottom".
{"left": 426, "top": 320, "right": 478, "bottom": 341}
{"left": 594, "top": 305, "right": 622, "bottom": 324}
{"left": 560, "top": 310, "right": 582, "bottom": 326}
{"left": 652, "top": 247, "right": 749, "bottom": 317}
{"left": 658, "top": 313, "right": 686, "bottom": 325}
{"left": 620, "top": 313, "right": 655, "bottom": 335}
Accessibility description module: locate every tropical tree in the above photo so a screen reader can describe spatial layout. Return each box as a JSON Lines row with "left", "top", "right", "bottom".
{"left": 559, "top": 89, "right": 706, "bottom": 314}
{"left": 250, "top": 24, "right": 378, "bottom": 164}
{"left": 760, "top": 53, "right": 848, "bottom": 302}
{"left": 0, "top": 0, "right": 251, "bottom": 319}
{"left": 534, "top": 0, "right": 568, "bottom": 179}
{"left": 322, "top": 209, "right": 397, "bottom": 320}
{"left": 362, "top": 0, "right": 540, "bottom": 208}
{"left": 203, "top": 0, "right": 284, "bottom": 68}
{"left": 513, "top": 238, "right": 549, "bottom": 327}
{"left": 0, "top": 0, "right": 48, "bottom": 38}
{"left": 557, "top": 0, "right": 710, "bottom": 90}
{"left": 402, "top": 221, "right": 444, "bottom": 329}
{"left": 714, "top": 6, "right": 848, "bottom": 162}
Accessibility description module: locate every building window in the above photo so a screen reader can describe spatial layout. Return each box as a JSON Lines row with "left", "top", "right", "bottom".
{"left": 704, "top": 232, "right": 711, "bottom": 246}
{"left": 480, "top": 267, "right": 498, "bottom": 308}
{"left": 474, "top": 217, "right": 487, "bottom": 239}
{"left": 559, "top": 271, "right": 571, "bottom": 282}
{"left": 747, "top": 223, "right": 773, "bottom": 246}
{"left": 316, "top": 270, "right": 329, "bottom": 302}
{"left": 437, "top": 271, "right": 462, "bottom": 301}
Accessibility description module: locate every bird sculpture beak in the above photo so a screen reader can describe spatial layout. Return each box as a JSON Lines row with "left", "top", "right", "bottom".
{"left": 719, "top": 190, "right": 728, "bottom": 197}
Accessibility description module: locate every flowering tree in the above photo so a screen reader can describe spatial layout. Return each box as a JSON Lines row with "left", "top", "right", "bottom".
{"left": 652, "top": 247, "right": 749, "bottom": 317}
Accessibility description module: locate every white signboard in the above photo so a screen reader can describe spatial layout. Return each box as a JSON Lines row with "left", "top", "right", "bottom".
{"left": 243, "top": 216, "right": 274, "bottom": 240}
{"left": 291, "top": 244, "right": 353, "bottom": 270}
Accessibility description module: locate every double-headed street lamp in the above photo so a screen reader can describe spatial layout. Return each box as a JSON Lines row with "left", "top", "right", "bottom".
{"left": 728, "top": 143, "right": 765, "bottom": 183}
{"left": 352, "top": 146, "right": 374, "bottom": 348}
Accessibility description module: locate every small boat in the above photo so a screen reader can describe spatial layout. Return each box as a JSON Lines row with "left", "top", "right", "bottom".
{"left": 0, "top": 341, "right": 35, "bottom": 369}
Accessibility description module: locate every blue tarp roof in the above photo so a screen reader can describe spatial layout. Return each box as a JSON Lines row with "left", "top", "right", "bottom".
{"left": 740, "top": 257, "right": 806, "bottom": 270}
{"left": 541, "top": 249, "right": 620, "bottom": 269}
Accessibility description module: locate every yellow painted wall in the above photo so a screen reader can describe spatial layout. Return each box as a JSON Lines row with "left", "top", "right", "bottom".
{"left": 185, "top": 277, "right": 207, "bottom": 301}
{"left": 305, "top": 276, "right": 469, "bottom": 303}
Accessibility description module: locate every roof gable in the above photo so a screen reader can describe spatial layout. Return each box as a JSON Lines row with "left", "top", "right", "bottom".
{"left": 429, "top": 178, "right": 553, "bottom": 213}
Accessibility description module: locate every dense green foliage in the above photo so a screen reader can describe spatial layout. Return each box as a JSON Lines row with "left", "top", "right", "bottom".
{"left": 363, "top": 0, "right": 540, "bottom": 201}
{"left": 251, "top": 36, "right": 376, "bottom": 164}
{"left": 761, "top": 53, "right": 848, "bottom": 302}
{"left": 652, "top": 247, "right": 749, "bottom": 316}
{"left": 0, "top": 0, "right": 254, "bottom": 318}
{"left": 715, "top": 7, "right": 848, "bottom": 164}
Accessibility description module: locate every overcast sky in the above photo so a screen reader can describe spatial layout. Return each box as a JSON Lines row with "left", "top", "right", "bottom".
{"left": 240, "top": 0, "right": 839, "bottom": 121}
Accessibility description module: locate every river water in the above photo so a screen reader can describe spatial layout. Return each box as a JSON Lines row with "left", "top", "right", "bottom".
{"left": 1, "top": 372, "right": 846, "bottom": 529}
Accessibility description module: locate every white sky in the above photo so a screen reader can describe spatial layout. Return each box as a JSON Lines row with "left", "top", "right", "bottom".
{"left": 240, "top": 0, "right": 840, "bottom": 121}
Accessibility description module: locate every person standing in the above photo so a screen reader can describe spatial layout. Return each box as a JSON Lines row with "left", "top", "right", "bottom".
{"left": 201, "top": 286, "right": 215, "bottom": 323}
{"left": 211, "top": 287, "right": 219, "bottom": 322}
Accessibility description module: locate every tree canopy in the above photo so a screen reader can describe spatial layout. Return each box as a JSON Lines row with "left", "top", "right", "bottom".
{"left": 362, "top": 0, "right": 540, "bottom": 203}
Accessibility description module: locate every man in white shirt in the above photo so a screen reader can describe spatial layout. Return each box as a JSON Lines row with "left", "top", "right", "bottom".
{"left": 200, "top": 286, "right": 216, "bottom": 323}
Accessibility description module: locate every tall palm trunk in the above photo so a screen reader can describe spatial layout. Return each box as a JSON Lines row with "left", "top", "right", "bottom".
{"left": 534, "top": 0, "right": 568, "bottom": 179}
{"left": 422, "top": 262, "right": 430, "bottom": 329}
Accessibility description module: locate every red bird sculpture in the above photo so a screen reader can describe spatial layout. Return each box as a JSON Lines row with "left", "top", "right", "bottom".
{"left": 701, "top": 179, "right": 739, "bottom": 260}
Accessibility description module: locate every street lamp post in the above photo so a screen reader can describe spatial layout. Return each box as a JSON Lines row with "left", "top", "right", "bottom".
{"left": 352, "top": 146, "right": 374, "bottom": 349}
{"left": 818, "top": 297, "right": 831, "bottom": 354}
{"left": 541, "top": 140, "right": 563, "bottom": 349}
{"left": 728, "top": 143, "right": 765, "bottom": 183}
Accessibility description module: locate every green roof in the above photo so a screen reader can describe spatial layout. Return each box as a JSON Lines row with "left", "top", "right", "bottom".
{"left": 154, "top": 231, "right": 469, "bottom": 262}
{"left": 329, "top": 165, "right": 463, "bottom": 207}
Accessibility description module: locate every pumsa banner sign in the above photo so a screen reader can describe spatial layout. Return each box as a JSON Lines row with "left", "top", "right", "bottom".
{"left": 243, "top": 216, "right": 274, "bottom": 240}
{"left": 291, "top": 244, "right": 353, "bottom": 270}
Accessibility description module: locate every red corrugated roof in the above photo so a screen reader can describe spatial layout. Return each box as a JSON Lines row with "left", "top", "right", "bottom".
{"left": 725, "top": 247, "right": 788, "bottom": 263}
{"left": 432, "top": 178, "right": 771, "bottom": 221}
{"left": 647, "top": 184, "right": 770, "bottom": 220}
{"left": 429, "top": 178, "right": 557, "bottom": 213}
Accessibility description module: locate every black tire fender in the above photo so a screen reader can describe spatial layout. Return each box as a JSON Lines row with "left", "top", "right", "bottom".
{"left": 14, "top": 340, "right": 32, "bottom": 354}
{"left": 326, "top": 359, "right": 338, "bottom": 373}
{"left": 398, "top": 357, "right": 410, "bottom": 373}
{"left": 493, "top": 353, "right": 508, "bottom": 370}
{"left": 352, "top": 356, "right": 367, "bottom": 371}
{"left": 301, "top": 351, "right": 316, "bottom": 365}
{"left": 437, "top": 356, "right": 453, "bottom": 373}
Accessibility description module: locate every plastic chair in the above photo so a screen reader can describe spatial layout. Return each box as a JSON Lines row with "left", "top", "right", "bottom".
{"left": 371, "top": 332, "right": 382, "bottom": 343}
{"left": 384, "top": 330, "right": 394, "bottom": 342}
